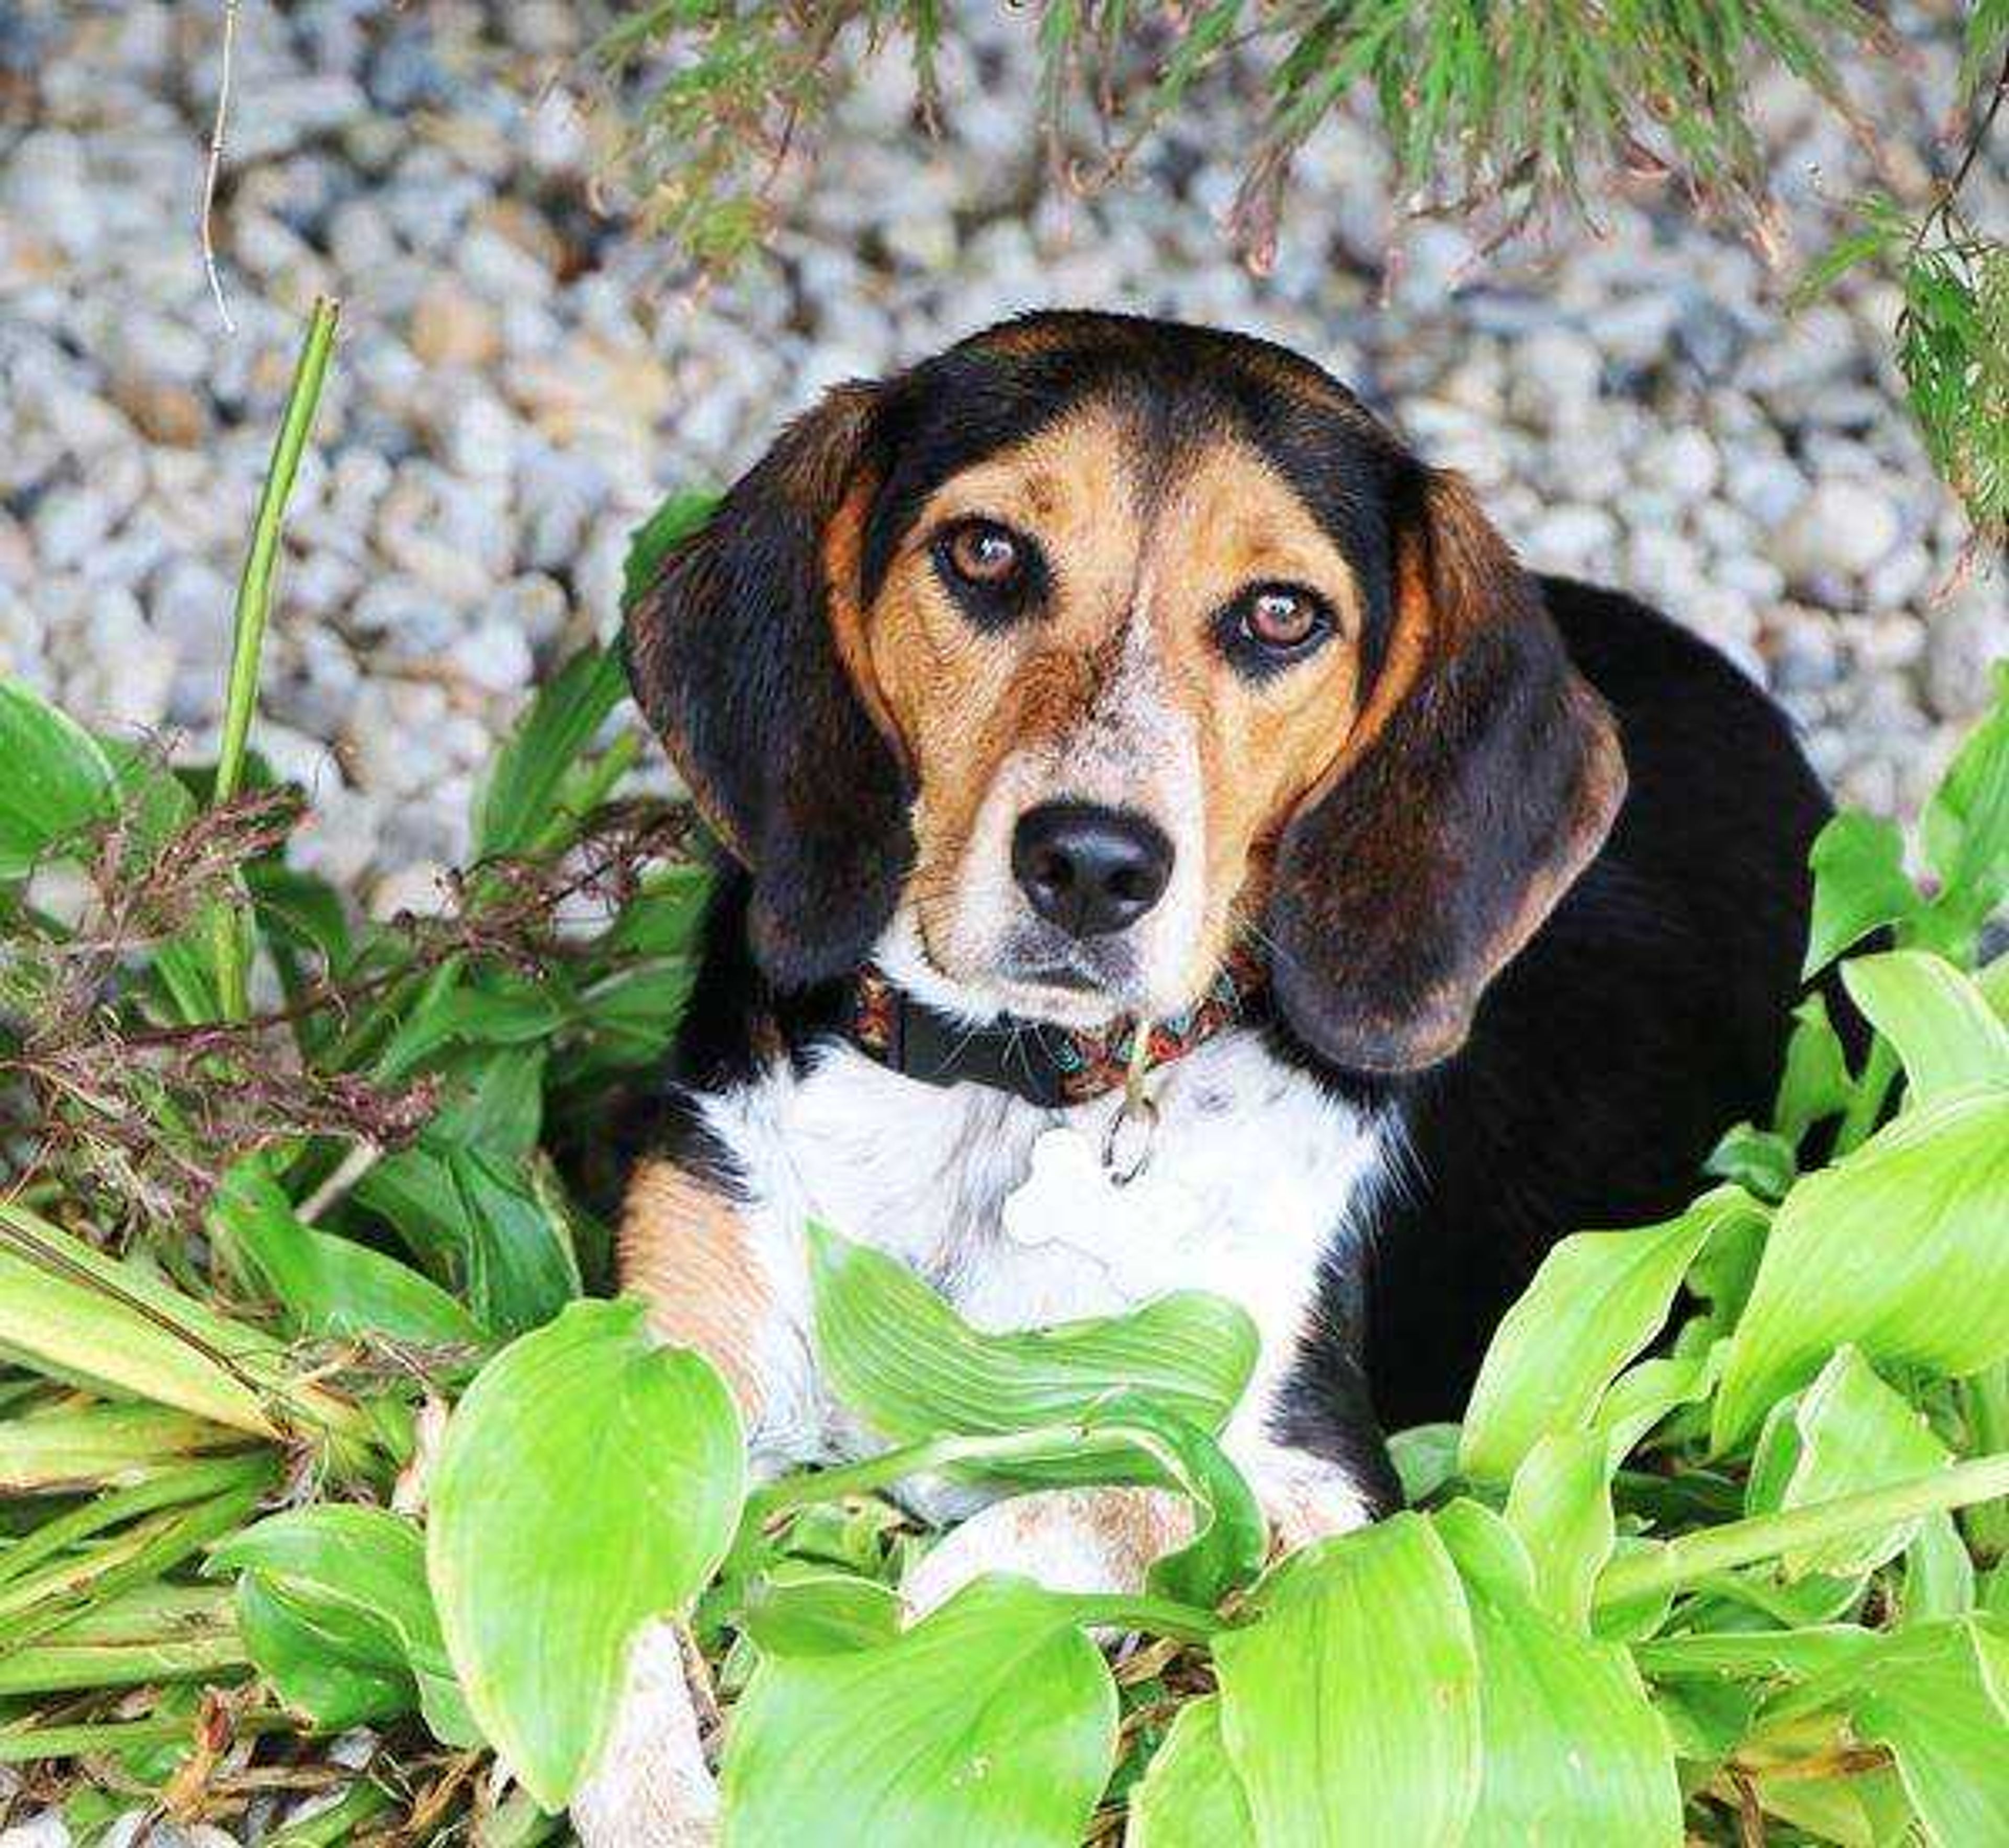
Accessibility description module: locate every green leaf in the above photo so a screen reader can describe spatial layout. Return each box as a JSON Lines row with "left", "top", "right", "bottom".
{"left": 212, "top": 1504, "right": 476, "bottom": 1746}
{"left": 740, "top": 1572, "right": 903, "bottom": 1657}
{"left": 208, "top": 1161, "right": 488, "bottom": 1348}
{"left": 233, "top": 1572, "right": 413, "bottom": 1730}
{"left": 428, "top": 1299, "right": 744, "bottom": 1809}
{"left": 1704, "top": 1124, "right": 1798, "bottom": 1201}
{"left": 1902, "top": 1511, "right": 1978, "bottom": 1626}
{"left": 1775, "top": 1347, "right": 1951, "bottom": 1579}
{"left": 1504, "top": 1431, "right": 1614, "bottom": 1632}
{"left": 1714, "top": 1091, "right": 2009, "bottom": 1449}
{"left": 474, "top": 644, "right": 630, "bottom": 859}
{"left": 1923, "top": 662, "right": 2009, "bottom": 932}
{"left": 1771, "top": 992, "right": 1857, "bottom": 1146}
{"left": 376, "top": 976, "right": 572, "bottom": 1082}
{"left": 1388, "top": 1422, "right": 1464, "bottom": 1505}
{"left": 1842, "top": 951, "right": 2009, "bottom": 1104}
{"left": 1803, "top": 811, "right": 1921, "bottom": 978}
{"left": 1460, "top": 1191, "right": 1759, "bottom": 1483}
{"left": 1214, "top": 1513, "right": 1482, "bottom": 1848}
{"left": 1848, "top": 1618, "right": 2009, "bottom": 1845}
{"left": 721, "top": 1575, "right": 1116, "bottom": 1848}
{"left": 0, "top": 678, "right": 120, "bottom": 876}
{"left": 1436, "top": 1501, "right": 1681, "bottom": 1846}
{"left": 807, "top": 1222, "right": 1257, "bottom": 1468}
{"left": 623, "top": 490, "right": 719, "bottom": 613}
{"left": 1127, "top": 1695, "right": 1255, "bottom": 1848}
{"left": 443, "top": 1147, "right": 580, "bottom": 1336}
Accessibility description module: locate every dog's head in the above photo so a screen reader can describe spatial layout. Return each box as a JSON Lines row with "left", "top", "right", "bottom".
{"left": 627, "top": 312, "right": 1624, "bottom": 1072}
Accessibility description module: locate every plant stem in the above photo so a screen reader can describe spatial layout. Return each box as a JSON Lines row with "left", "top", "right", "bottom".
{"left": 1834, "top": 1034, "right": 1897, "bottom": 1156}
{"left": 1594, "top": 1453, "right": 2009, "bottom": 1611}
{"left": 209, "top": 294, "right": 339, "bottom": 1021}
{"left": 262, "top": 1777, "right": 396, "bottom": 1845}
{"left": 1053, "top": 1591, "right": 1224, "bottom": 1642}
{"left": 0, "top": 1708, "right": 290, "bottom": 1765}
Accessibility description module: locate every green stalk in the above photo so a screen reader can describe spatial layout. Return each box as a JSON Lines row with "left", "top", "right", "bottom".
{"left": 0, "top": 1585, "right": 244, "bottom": 1695}
{"left": 0, "top": 1453, "right": 272, "bottom": 1585}
{"left": 0, "top": 1469, "right": 273, "bottom": 1643}
{"left": 1833, "top": 1034, "right": 1898, "bottom": 1157}
{"left": 1594, "top": 1453, "right": 2009, "bottom": 1611}
{"left": 0, "top": 1709, "right": 290, "bottom": 1765}
{"left": 1053, "top": 1591, "right": 1224, "bottom": 1642}
{"left": 209, "top": 295, "right": 340, "bottom": 1021}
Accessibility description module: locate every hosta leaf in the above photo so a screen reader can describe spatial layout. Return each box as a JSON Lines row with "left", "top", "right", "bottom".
{"left": 1771, "top": 992, "right": 1857, "bottom": 1146}
{"left": 1215, "top": 1513, "right": 1482, "bottom": 1848}
{"left": 1127, "top": 1696, "right": 1255, "bottom": 1848}
{"left": 1848, "top": 1618, "right": 2009, "bottom": 1845}
{"left": 1776, "top": 1346, "right": 1950, "bottom": 1579}
{"left": 0, "top": 677, "right": 119, "bottom": 876}
{"left": 721, "top": 1576, "right": 1116, "bottom": 1848}
{"left": 1803, "top": 811, "right": 1921, "bottom": 977}
{"left": 1923, "top": 661, "right": 2009, "bottom": 931}
{"left": 1461, "top": 1191, "right": 1759, "bottom": 1483}
{"left": 807, "top": 1222, "right": 1256, "bottom": 1468}
{"left": 740, "top": 1572, "right": 902, "bottom": 1657}
{"left": 429, "top": 1300, "right": 744, "bottom": 1809}
{"left": 1504, "top": 1431, "right": 1614, "bottom": 1632}
{"left": 208, "top": 1161, "right": 489, "bottom": 1349}
{"left": 213, "top": 1504, "right": 476, "bottom": 1745}
{"left": 1436, "top": 1502, "right": 1681, "bottom": 1846}
{"left": 1714, "top": 1091, "right": 2009, "bottom": 1449}
{"left": 233, "top": 1572, "right": 412, "bottom": 1730}
{"left": 444, "top": 1146, "right": 580, "bottom": 1337}
{"left": 1843, "top": 950, "right": 2009, "bottom": 1104}
{"left": 1902, "top": 1512, "right": 1977, "bottom": 1626}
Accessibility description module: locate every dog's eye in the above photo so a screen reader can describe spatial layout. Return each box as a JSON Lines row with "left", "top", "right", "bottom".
{"left": 1226, "top": 583, "right": 1332, "bottom": 666}
{"left": 940, "top": 518, "right": 1024, "bottom": 587}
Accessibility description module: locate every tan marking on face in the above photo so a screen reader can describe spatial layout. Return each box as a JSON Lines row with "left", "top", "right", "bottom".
{"left": 853, "top": 400, "right": 1380, "bottom": 1014}
{"left": 619, "top": 1161, "right": 769, "bottom": 1419}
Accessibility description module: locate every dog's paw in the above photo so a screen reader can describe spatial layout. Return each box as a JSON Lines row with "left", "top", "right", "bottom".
{"left": 572, "top": 1620, "right": 718, "bottom": 1848}
{"left": 901, "top": 1486, "right": 1194, "bottom": 1619}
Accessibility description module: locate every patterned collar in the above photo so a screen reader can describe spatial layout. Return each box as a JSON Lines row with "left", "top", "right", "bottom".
{"left": 843, "top": 945, "right": 1269, "bottom": 1109}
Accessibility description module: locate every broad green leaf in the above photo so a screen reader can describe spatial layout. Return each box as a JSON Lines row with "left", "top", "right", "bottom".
{"left": 1714, "top": 1091, "right": 2009, "bottom": 1448}
{"left": 1461, "top": 1191, "right": 1760, "bottom": 1483}
{"left": 428, "top": 1299, "right": 744, "bottom": 1809}
{"left": 1594, "top": 1342, "right": 1725, "bottom": 1458}
{"left": 1634, "top": 1626, "right": 1880, "bottom": 1685}
{"left": 1848, "top": 1619, "right": 2009, "bottom": 1845}
{"left": 807, "top": 1222, "right": 1256, "bottom": 1465}
{"left": 1803, "top": 811, "right": 1920, "bottom": 977}
{"left": 740, "top": 1572, "right": 903, "bottom": 1657}
{"left": 445, "top": 1147, "right": 580, "bottom": 1336}
{"left": 1388, "top": 1422, "right": 1463, "bottom": 1505}
{"left": 623, "top": 489, "right": 719, "bottom": 613}
{"left": 1215, "top": 1513, "right": 1482, "bottom": 1848}
{"left": 1771, "top": 992, "right": 1857, "bottom": 1146}
{"left": 1923, "top": 661, "right": 2009, "bottom": 932}
{"left": 1842, "top": 951, "right": 2009, "bottom": 1103}
{"left": 1127, "top": 1695, "right": 1255, "bottom": 1848}
{"left": 1504, "top": 1431, "right": 1613, "bottom": 1632}
{"left": 1776, "top": 1347, "right": 1950, "bottom": 1579}
{"left": 208, "top": 1161, "right": 488, "bottom": 1349}
{"left": 233, "top": 1572, "right": 412, "bottom": 1729}
{"left": 475, "top": 643, "right": 630, "bottom": 859}
{"left": 213, "top": 1505, "right": 476, "bottom": 1745}
{"left": 721, "top": 1575, "right": 1116, "bottom": 1848}
{"left": 1902, "top": 1511, "right": 1977, "bottom": 1626}
{"left": 0, "top": 677, "right": 119, "bottom": 876}
{"left": 1436, "top": 1502, "right": 1680, "bottom": 1846}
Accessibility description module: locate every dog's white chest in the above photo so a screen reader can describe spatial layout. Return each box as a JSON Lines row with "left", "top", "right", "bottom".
{"left": 697, "top": 1029, "right": 1384, "bottom": 1468}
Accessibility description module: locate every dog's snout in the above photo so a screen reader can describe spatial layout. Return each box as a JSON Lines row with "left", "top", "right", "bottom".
{"left": 1011, "top": 802, "right": 1173, "bottom": 939}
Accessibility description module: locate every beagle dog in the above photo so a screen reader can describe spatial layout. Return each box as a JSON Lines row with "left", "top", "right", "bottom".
{"left": 577, "top": 312, "right": 1829, "bottom": 1841}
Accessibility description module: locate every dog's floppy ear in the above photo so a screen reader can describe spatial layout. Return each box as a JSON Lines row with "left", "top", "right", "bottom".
{"left": 625, "top": 385, "right": 912, "bottom": 988}
{"left": 1266, "top": 469, "right": 1626, "bottom": 1073}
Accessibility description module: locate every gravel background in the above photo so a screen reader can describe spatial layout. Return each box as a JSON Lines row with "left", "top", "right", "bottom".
{"left": 2, "top": 1, "right": 2005, "bottom": 923}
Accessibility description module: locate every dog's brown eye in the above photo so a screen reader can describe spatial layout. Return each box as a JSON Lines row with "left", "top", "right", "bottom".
{"left": 1242, "top": 586, "right": 1324, "bottom": 651}
{"left": 943, "top": 519, "right": 1022, "bottom": 586}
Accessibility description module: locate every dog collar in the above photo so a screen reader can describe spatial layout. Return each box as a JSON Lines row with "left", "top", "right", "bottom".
{"left": 843, "top": 945, "right": 1268, "bottom": 1109}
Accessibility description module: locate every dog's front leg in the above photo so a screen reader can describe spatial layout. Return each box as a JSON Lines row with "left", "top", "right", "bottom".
{"left": 572, "top": 1622, "right": 718, "bottom": 1848}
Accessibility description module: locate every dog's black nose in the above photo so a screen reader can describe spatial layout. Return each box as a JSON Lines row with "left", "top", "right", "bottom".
{"left": 1011, "top": 802, "right": 1173, "bottom": 938}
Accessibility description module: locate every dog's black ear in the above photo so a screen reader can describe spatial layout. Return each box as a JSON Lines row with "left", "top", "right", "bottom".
{"left": 1266, "top": 469, "right": 1626, "bottom": 1073}
{"left": 625, "top": 385, "right": 912, "bottom": 988}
